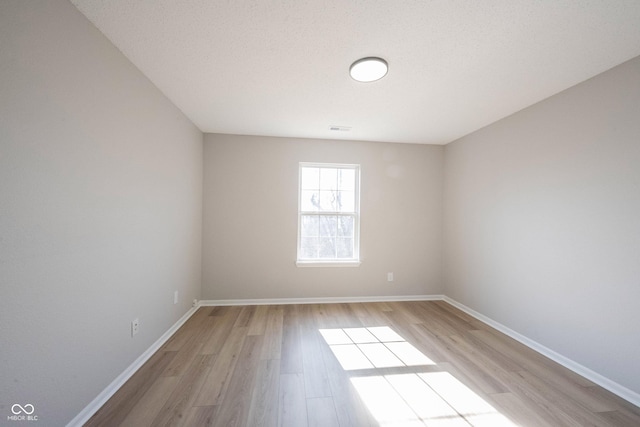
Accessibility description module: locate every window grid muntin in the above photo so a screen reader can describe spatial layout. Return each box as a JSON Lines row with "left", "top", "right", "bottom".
{"left": 299, "top": 213, "right": 355, "bottom": 259}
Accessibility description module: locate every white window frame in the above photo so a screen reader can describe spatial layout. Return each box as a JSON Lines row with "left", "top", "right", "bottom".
{"left": 296, "top": 162, "right": 361, "bottom": 267}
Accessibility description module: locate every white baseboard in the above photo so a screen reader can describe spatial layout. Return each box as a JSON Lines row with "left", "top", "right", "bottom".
{"left": 66, "top": 307, "right": 199, "bottom": 427}
{"left": 198, "top": 294, "right": 444, "bottom": 306}
{"left": 442, "top": 296, "right": 640, "bottom": 408}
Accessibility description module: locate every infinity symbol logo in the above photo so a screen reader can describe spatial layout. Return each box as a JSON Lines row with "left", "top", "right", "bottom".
{"left": 11, "top": 404, "right": 35, "bottom": 415}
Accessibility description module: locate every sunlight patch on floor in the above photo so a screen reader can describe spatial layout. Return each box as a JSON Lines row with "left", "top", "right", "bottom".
{"left": 385, "top": 374, "right": 470, "bottom": 426}
{"left": 358, "top": 343, "right": 404, "bottom": 368}
{"left": 385, "top": 342, "right": 434, "bottom": 366}
{"left": 328, "top": 343, "right": 374, "bottom": 370}
{"left": 352, "top": 373, "right": 518, "bottom": 427}
{"left": 320, "top": 326, "right": 519, "bottom": 427}
{"left": 419, "top": 372, "right": 516, "bottom": 427}
{"left": 343, "top": 327, "right": 378, "bottom": 343}
{"left": 319, "top": 326, "right": 435, "bottom": 371}
{"left": 351, "top": 376, "right": 425, "bottom": 427}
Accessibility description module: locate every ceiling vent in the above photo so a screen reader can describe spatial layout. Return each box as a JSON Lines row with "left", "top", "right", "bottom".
{"left": 329, "top": 125, "right": 352, "bottom": 132}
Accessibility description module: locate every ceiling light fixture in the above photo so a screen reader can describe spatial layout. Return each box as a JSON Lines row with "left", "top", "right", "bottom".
{"left": 349, "top": 57, "right": 388, "bottom": 82}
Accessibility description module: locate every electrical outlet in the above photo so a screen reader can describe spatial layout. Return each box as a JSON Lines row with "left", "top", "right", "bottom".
{"left": 174, "top": 290, "right": 179, "bottom": 305}
{"left": 387, "top": 272, "right": 394, "bottom": 282}
{"left": 131, "top": 318, "right": 139, "bottom": 337}
{"left": 192, "top": 299, "right": 198, "bottom": 308}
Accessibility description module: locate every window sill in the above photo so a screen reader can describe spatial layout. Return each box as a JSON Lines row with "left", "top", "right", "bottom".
{"left": 296, "top": 260, "right": 361, "bottom": 268}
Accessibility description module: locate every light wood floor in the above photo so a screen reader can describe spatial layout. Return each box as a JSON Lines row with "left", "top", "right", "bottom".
{"left": 85, "top": 301, "right": 640, "bottom": 426}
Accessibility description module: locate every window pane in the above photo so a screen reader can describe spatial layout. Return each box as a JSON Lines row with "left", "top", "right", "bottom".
{"left": 319, "top": 215, "right": 337, "bottom": 237}
{"left": 301, "top": 237, "right": 318, "bottom": 258}
{"left": 337, "top": 238, "right": 353, "bottom": 258}
{"left": 301, "top": 167, "right": 319, "bottom": 190}
{"left": 338, "top": 169, "right": 355, "bottom": 191}
{"left": 301, "top": 190, "right": 320, "bottom": 212}
{"left": 319, "top": 237, "right": 336, "bottom": 258}
{"left": 337, "top": 216, "right": 354, "bottom": 237}
{"left": 319, "top": 190, "right": 337, "bottom": 211}
{"left": 320, "top": 168, "right": 338, "bottom": 190}
{"left": 301, "top": 215, "right": 319, "bottom": 237}
{"left": 338, "top": 191, "right": 355, "bottom": 212}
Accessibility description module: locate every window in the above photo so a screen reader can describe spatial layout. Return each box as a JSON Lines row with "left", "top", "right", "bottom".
{"left": 297, "top": 163, "right": 360, "bottom": 266}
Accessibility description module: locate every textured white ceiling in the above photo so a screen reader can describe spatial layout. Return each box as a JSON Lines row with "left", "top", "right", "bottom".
{"left": 71, "top": 0, "right": 640, "bottom": 145}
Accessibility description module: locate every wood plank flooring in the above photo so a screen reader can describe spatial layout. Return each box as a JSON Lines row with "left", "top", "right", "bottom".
{"left": 85, "top": 301, "right": 640, "bottom": 426}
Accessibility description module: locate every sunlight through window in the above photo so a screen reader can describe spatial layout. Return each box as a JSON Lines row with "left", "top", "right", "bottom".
{"left": 419, "top": 372, "right": 516, "bottom": 427}
{"left": 319, "top": 326, "right": 435, "bottom": 371}
{"left": 351, "top": 376, "right": 424, "bottom": 427}
{"left": 358, "top": 343, "right": 404, "bottom": 368}
{"left": 367, "top": 326, "right": 404, "bottom": 342}
{"left": 319, "top": 328, "right": 352, "bottom": 345}
{"left": 385, "top": 342, "right": 435, "bottom": 366}
{"left": 343, "top": 327, "right": 378, "bottom": 343}
{"left": 329, "top": 343, "right": 374, "bottom": 370}
{"left": 320, "top": 326, "right": 518, "bottom": 427}
{"left": 385, "top": 374, "right": 469, "bottom": 427}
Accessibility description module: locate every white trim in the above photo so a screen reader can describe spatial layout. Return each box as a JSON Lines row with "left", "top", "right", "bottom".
{"left": 199, "top": 294, "right": 444, "bottom": 306}
{"left": 296, "top": 260, "right": 361, "bottom": 267}
{"left": 297, "top": 163, "right": 361, "bottom": 263}
{"left": 66, "top": 307, "right": 199, "bottom": 427}
{"left": 299, "top": 162, "right": 361, "bottom": 169}
{"left": 442, "top": 296, "right": 640, "bottom": 408}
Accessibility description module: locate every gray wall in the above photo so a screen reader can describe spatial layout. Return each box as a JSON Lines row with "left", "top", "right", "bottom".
{"left": 443, "top": 56, "right": 640, "bottom": 394}
{"left": 0, "top": 1, "right": 203, "bottom": 425}
{"left": 202, "top": 134, "right": 444, "bottom": 300}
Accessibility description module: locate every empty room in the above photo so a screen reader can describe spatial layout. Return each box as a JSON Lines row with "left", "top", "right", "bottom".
{"left": 1, "top": 1, "right": 640, "bottom": 426}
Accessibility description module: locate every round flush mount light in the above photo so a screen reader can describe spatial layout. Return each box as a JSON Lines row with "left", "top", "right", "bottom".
{"left": 349, "top": 57, "right": 388, "bottom": 82}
